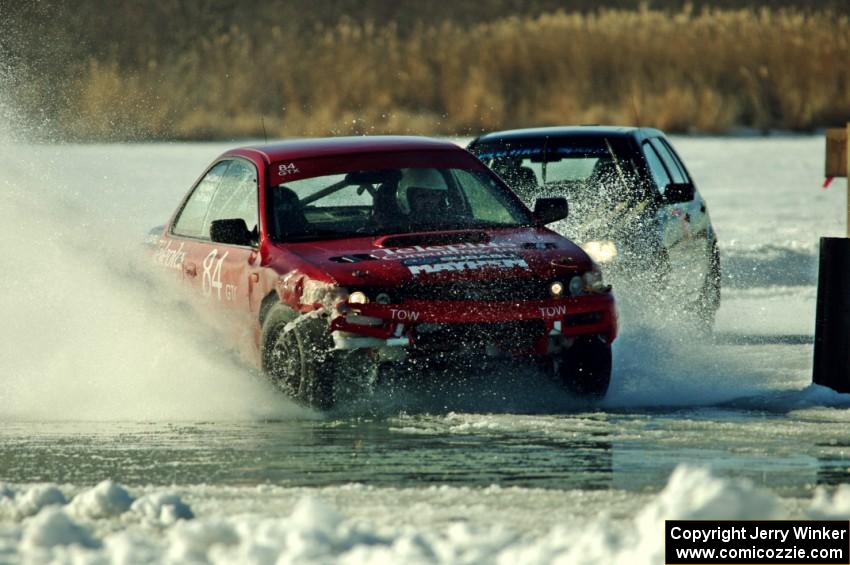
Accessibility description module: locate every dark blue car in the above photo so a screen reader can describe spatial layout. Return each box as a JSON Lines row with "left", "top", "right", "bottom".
{"left": 468, "top": 126, "right": 720, "bottom": 331}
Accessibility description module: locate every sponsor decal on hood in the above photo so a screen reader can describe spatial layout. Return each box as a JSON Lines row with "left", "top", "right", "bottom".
{"left": 375, "top": 241, "right": 518, "bottom": 260}
{"left": 401, "top": 252, "right": 529, "bottom": 277}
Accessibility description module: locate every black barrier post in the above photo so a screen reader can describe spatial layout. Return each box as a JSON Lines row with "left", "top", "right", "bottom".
{"left": 813, "top": 237, "right": 850, "bottom": 392}
{"left": 815, "top": 126, "right": 850, "bottom": 391}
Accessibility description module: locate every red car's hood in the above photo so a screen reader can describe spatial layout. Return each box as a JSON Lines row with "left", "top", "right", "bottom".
{"left": 272, "top": 228, "right": 594, "bottom": 287}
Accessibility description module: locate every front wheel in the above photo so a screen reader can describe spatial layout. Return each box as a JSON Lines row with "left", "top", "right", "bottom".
{"left": 556, "top": 337, "right": 612, "bottom": 399}
{"left": 696, "top": 240, "right": 721, "bottom": 333}
{"left": 260, "top": 305, "right": 336, "bottom": 410}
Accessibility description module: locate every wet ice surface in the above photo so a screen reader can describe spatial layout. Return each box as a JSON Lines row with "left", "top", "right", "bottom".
{"left": 4, "top": 404, "right": 850, "bottom": 494}
{"left": 3, "top": 136, "right": 850, "bottom": 562}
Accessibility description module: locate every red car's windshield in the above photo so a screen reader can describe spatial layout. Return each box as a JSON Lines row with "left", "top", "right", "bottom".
{"left": 268, "top": 161, "right": 532, "bottom": 242}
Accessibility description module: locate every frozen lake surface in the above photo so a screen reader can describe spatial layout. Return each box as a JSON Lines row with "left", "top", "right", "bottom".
{"left": 2, "top": 136, "right": 850, "bottom": 563}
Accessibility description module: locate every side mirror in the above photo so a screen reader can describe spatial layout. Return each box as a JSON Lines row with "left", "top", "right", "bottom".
{"left": 533, "top": 197, "right": 569, "bottom": 225}
{"left": 664, "top": 182, "right": 695, "bottom": 204}
{"left": 210, "top": 218, "right": 254, "bottom": 246}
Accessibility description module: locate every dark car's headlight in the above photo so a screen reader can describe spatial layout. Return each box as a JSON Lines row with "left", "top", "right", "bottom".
{"left": 581, "top": 240, "right": 618, "bottom": 264}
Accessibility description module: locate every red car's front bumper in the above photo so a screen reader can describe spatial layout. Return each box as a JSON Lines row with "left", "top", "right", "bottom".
{"left": 328, "top": 292, "right": 617, "bottom": 354}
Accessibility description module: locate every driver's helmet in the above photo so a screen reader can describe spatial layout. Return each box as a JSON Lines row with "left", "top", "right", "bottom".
{"left": 396, "top": 168, "right": 448, "bottom": 214}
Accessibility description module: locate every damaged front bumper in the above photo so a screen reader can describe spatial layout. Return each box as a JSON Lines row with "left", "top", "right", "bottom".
{"left": 328, "top": 293, "right": 617, "bottom": 354}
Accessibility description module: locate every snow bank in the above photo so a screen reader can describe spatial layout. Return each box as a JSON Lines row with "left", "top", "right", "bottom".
{"left": 161, "top": 498, "right": 353, "bottom": 563}
{"left": 21, "top": 508, "right": 98, "bottom": 549}
{"left": 809, "top": 485, "right": 850, "bottom": 519}
{"left": 131, "top": 492, "right": 194, "bottom": 525}
{"left": 11, "top": 485, "right": 67, "bottom": 518}
{"left": 639, "top": 465, "right": 779, "bottom": 521}
{"left": 1, "top": 465, "right": 833, "bottom": 564}
{"left": 68, "top": 480, "right": 133, "bottom": 519}
{"left": 0, "top": 481, "right": 193, "bottom": 563}
{"left": 165, "top": 519, "right": 240, "bottom": 562}
{"left": 628, "top": 465, "right": 780, "bottom": 565}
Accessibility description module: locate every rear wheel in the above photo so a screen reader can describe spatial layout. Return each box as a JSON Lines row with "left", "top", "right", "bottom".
{"left": 261, "top": 305, "right": 336, "bottom": 409}
{"left": 696, "top": 240, "right": 721, "bottom": 333}
{"left": 557, "top": 337, "right": 612, "bottom": 399}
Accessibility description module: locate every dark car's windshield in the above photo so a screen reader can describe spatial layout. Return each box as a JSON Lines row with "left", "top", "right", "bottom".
{"left": 473, "top": 137, "right": 648, "bottom": 206}
{"left": 268, "top": 167, "right": 532, "bottom": 242}
{"left": 472, "top": 136, "right": 656, "bottom": 243}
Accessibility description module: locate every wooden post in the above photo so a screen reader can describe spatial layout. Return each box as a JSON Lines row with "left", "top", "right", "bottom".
{"left": 825, "top": 125, "right": 849, "bottom": 234}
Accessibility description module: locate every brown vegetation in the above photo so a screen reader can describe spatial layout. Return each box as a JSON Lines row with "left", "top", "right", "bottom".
{"left": 3, "top": 4, "right": 850, "bottom": 140}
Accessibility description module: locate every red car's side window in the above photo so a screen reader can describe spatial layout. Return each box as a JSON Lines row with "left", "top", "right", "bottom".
{"left": 204, "top": 160, "right": 259, "bottom": 236}
{"left": 173, "top": 161, "right": 230, "bottom": 239}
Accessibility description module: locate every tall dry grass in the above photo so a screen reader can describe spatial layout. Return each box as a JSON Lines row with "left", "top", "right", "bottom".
{"left": 10, "top": 7, "right": 850, "bottom": 139}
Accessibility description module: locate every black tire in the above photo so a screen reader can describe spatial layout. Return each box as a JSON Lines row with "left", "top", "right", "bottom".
{"left": 696, "top": 240, "right": 721, "bottom": 333}
{"left": 557, "top": 337, "right": 612, "bottom": 399}
{"left": 260, "top": 304, "right": 336, "bottom": 410}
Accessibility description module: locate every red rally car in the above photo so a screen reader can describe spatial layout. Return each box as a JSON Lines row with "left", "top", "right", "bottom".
{"left": 149, "top": 136, "right": 618, "bottom": 408}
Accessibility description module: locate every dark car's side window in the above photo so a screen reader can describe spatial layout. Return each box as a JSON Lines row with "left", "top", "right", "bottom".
{"left": 642, "top": 142, "right": 672, "bottom": 194}
{"left": 172, "top": 161, "right": 230, "bottom": 238}
{"left": 204, "top": 159, "right": 259, "bottom": 240}
{"left": 650, "top": 138, "right": 688, "bottom": 185}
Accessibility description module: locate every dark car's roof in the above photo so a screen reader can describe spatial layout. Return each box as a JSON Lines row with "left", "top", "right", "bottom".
{"left": 471, "top": 125, "right": 663, "bottom": 144}
{"left": 228, "top": 136, "right": 460, "bottom": 163}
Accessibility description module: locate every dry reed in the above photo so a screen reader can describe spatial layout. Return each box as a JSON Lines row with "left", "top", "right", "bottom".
{"left": 9, "top": 7, "right": 850, "bottom": 140}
